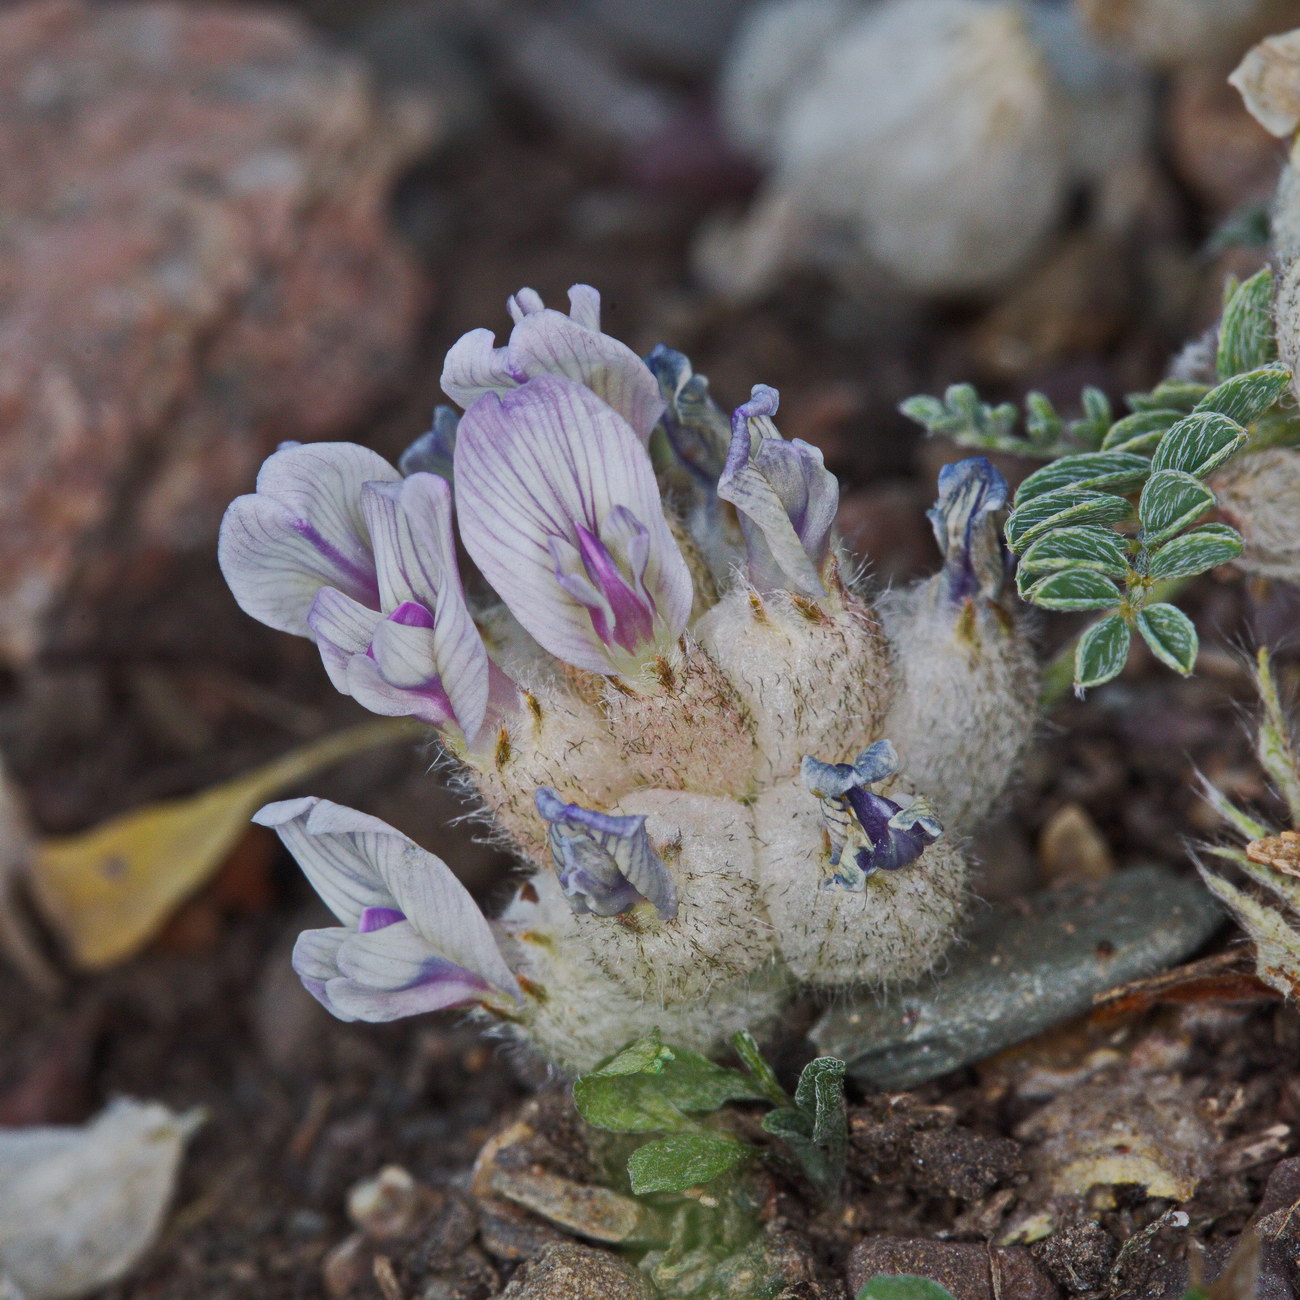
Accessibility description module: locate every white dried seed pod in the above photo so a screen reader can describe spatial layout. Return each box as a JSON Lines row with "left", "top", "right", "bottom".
{"left": 879, "top": 581, "right": 1037, "bottom": 835}
{"left": 718, "top": 0, "right": 862, "bottom": 165}
{"left": 752, "top": 776, "right": 968, "bottom": 987}
{"left": 1081, "top": 0, "right": 1298, "bottom": 70}
{"left": 494, "top": 872, "right": 790, "bottom": 1075}
{"left": 600, "top": 640, "right": 756, "bottom": 798}
{"left": 748, "top": 0, "right": 1068, "bottom": 295}
{"left": 465, "top": 685, "right": 628, "bottom": 862}
{"left": 1231, "top": 26, "right": 1300, "bottom": 138}
{"left": 694, "top": 581, "right": 893, "bottom": 789}
{"left": 0, "top": 1100, "right": 201, "bottom": 1300}
{"left": 1213, "top": 446, "right": 1300, "bottom": 583}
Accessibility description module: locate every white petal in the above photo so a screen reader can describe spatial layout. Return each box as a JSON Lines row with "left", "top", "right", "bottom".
{"left": 308, "top": 587, "right": 382, "bottom": 692}
{"left": 252, "top": 797, "right": 393, "bottom": 926}
{"left": 218, "top": 443, "right": 398, "bottom": 636}
{"left": 440, "top": 327, "right": 521, "bottom": 410}
{"left": 454, "top": 376, "right": 692, "bottom": 674}
{"left": 360, "top": 475, "right": 490, "bottom": 739}
{"left": 509, "top": 308, "right": 665, "bottom": 443}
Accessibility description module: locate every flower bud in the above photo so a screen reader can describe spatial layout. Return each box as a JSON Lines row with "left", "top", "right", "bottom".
{"left": 695, "top": 580, "right": 894, "bottom": 789}
{"left": 752, "top": 774, "right": 967, "bottom": 987}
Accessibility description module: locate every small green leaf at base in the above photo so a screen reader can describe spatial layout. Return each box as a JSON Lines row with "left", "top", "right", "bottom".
{"left": 857, "top": 1276, "right": 959, "bottom": 1300}
{"left": 1075, "top": 616, "right": 1132, "bottom": 690}
{"left": 626, "top": 1131, "right": 754, "bottom": 1194}
{"left": 1136, "top": 604, "right": 1198, "bottom": 676}
{"left": 574, "top": 1034, "right": 768, "bottom": 1133}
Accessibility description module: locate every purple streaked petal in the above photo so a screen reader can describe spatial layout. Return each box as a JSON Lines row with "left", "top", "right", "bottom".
{"left": 360, "top": 473, "right": 490, "bottom": 741}
{"left": 308, "top": 587, "right": 382, "bottom": 692}
{"left": 455, "top": 375, "right": 692, "bottom": 675}
{"left": 336, "top": 918, "right": 489, "bottom": 993}
{"left": 573, "top": 522, "right": 655, "bottom": 653}
{"left": 440, "top": 327, "right": 524, "bottom": 410}
{"left": 927, "top": 457, "right": 1010, "bottom": 605}
{"left": 718, "top": 385, "right": 839, "bottom": 597}
{"left": 508, "top": 287, "right": 546, "bottom": 321}
{"left": 292, "top": 927, "right": 349, "bottom": 1014}
{"left": 218, "top": 443, "right": 398, "bottom": 637}
{"left": 534, "top": 787, "right": 678, "bottom": 919}
{"left": 254, "top": 797, "right": 391, "bottom": 926}
{"left": 293, "top": 799, "right": 518, "bottom": 997}
{"left": 358, "top": 905, "right": 406, "bottom": 933}
{"left": 345, "top": 653, "right": 456, "bottom": 728}
{"left": 509, "top": 304, "right": 665, "bottom": 443}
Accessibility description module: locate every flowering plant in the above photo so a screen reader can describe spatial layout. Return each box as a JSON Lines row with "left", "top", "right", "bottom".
{"left": 220, "top": 286, "right": 1036, "bottom": 1072}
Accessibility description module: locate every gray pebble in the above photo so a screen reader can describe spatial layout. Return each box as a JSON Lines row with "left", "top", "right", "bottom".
{"left": 813, "top": 865, "right": 1223, "bottom": 1090}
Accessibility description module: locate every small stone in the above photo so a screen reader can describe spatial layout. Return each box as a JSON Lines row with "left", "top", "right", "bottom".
{"left": 1038, "top": 803, "right": 1115, "bottom": 884}
{"left": 846, "top": 1237, "right": 1060, "bottom": 1300}
{"left": 500, "top": 1243, "right": 655, "bottom": 1300}
{"left": 0, "top": 0, "right": 432, "bottom": 662}
{"left": 1031, "top": 1220, "right": 1117, "bottom": 1294}
{"left": 347, "top": 1165, "right": 430, "bottom": 1241}
{"left": 483, "top": 1168, "right": 654, "bottom": 1246}
{"left": 812, "top": 866, "right": 1223, "bottom": 1089}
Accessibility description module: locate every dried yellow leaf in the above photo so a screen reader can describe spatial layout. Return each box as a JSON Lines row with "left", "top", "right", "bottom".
{"left": 29, "top": 718, "right": 420, "bottom": 969}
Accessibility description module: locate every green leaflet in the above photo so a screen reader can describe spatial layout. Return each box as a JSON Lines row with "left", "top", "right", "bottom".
{"left": 1217, "top": 268, "right": 1276, "bottom": 378}
{"left": 1137, "top": 470, "right": 1216, "bottom": 545}
{"left": 1075, "top": 616, "right": 1132, "bottom": 690}
{"left": 627, "top": 1132, "right": 755, "bottom": 1195}
{"left": 1149, "top": 412, "right": 1247, "bottom": 479}
{"left": 1022, "top": 568, "right": 1123, "bottom": 612}
{"left": 760, "top": 1056, "right": 848, "bottom": 1197}
{"left": 1100, "top": 408, "right": 1182, "bottom": 454}
{"left": 1136, "top": 604, "right": 1198, "bottom": 675}
{"left": 1018, "top": 526, "right": 1130, "bottom": 579}
{"left": 1147, "top": 524, "right": 1244, "bottom": 581}
{"left": 1193, "top": 363, "right": 1291, "bottom": 425}
{"left": 1013, "top": 451, "right": 1150, "bottom": 504}
{"left": 1005, "top": 489, "right": 1133, "bottom": 553}
{"left": 573, "top": 1032, "right": 767, "bottom": 1133}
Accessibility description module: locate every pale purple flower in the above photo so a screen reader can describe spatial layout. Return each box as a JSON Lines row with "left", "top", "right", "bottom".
{"left": 220, "top": 445, "right": 506, "bottom": 746}
{"left": 441, "top": 285, "right": 665, "bottom": 443}
{"left": 718, "top": 385, "right": 839, "bottom": 597}
{"left": 534, "top": 788, "right": 678, "bottom": 919}
{"left": 218, "top": 442, "right": 399, "bottom": 637}
{"left": 257, "top": 797, "right": 521, "bottom": 1021}
{"left": 801, "top": 741, "right": 943, "bottom": 889}
{"left": 455, "top": 375, "right": 693, "bottom": 676}
{"left": 927, "top": 457, "right": 1010, "bottom": 605}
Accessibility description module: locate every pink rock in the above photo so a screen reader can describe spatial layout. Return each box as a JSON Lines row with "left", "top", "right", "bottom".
{"left": 0, "top": 0, "right": 433, "bottom": 661}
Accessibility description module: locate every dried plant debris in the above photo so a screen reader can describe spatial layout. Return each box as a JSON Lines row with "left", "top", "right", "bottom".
{"left": 1198, "top": 648, "right": 1300, "bottom": 999}
{"left": 0, "top": 1099, "right": 201, "bottom": 1299}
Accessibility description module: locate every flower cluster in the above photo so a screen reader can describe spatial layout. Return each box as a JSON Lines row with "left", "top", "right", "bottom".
{"left": 220, "top": 285, "right": 1038, "bottom": 1072}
